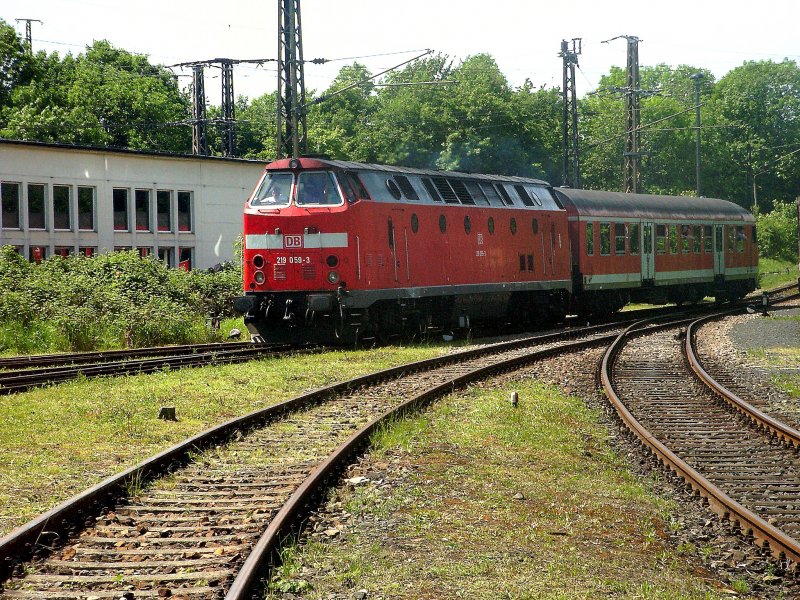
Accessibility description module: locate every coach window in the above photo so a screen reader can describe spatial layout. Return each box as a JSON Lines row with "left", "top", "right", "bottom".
{"left": 727, "top": 226, "right": 735, "bottom": 252}
{"left": 614, "top": 223, "right": 626, "bottom": 255}
{"left": 439, "top": 214, "right": 447, "bottom": 233}
{"left": 113, "top": 189, "right": 129, "bottom": 231}
{"left": 157, "top": 191, "right": 172, "bottom": 232}
{"left": 178, "top": 191, "right": 192, "bottom": 232}
{"left": 53, "top": 185, "right": 71, "bottom": 230}
{"left": 1, "top": 182, "right": 21, "bottom": 229}
{"left": 680, "top": 225, "right": 691, "bottom": 254}
{"left": 703, "top": 225, "right": 712, "bottom": 253}
{"left": 78, "top": 186, "right": 95, "bottom": 231}
{"left": 135, "top": 189, "right": 151, "bottom": 231}
{"left": 690, "top": 225, "right": 700, "bottom": 253}
{"left": 735, "top": 225, "right": 745, "bottom": 252}
{"left": 668, "top": 225, "right": 678, "bottom": 254}
{"left": 629, "top": 223, "right": 640, "bottom": 255}
{"left": 28, "top": 184, "right": 46, "bottom": 230}
{"left": 585, "top": 222, "right": 594, "bottom": 256}
{"left": 599, "top": 223, "right": 611, "bottom": 256}
{"left": 656, "top": 224, "right": 667, "bottom": 254}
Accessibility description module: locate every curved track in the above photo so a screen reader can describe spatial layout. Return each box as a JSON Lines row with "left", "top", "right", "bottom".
{"left": 601, "top": 297, "right": 800, "bottom": 569}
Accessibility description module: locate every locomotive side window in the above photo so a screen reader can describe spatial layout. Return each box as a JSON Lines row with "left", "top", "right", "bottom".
{"left": 656, "top": 224, "right": 667, "bottom": 254}
{"left": 479, "top": 182, "right": 504, "bottom": 207}
{"left": 703, "top": 225, "right": 712, "bottom": 253}
{"left": 514, "top": 185, "right": 535, "bottom": 207}
{"left": 692, "top": 225, "right": 702, "bottom": 253}
{"left": 668, "top": 225, "right": 678, "bottom": 254}
{"left": 495, "top": 184, "right": 515, "bottom": 207}
{"left": 599, "top": 223, "right": 611, "bottom": 256}
{"left": 488, "top": 216, "right": 495, "bottom": 234}
{"left": 510, "top": 218, "right": 517, "bottom": 235}
{"left": 465, "top": 182, "right": 489, "bottom": 205}
{"left": 421, "top": 178, "right": 443, "bottom": 202}
{"left": 629, "top": 223, "right": 640, "bottom": 255}
{"left": 528, "top": 187, "right": 547, "bottom": 207}
{"left": 394, "top": 175, "right": 419, "bottom": 200}
{"left": 519, "top": 254, "right": 526, "bottom": 272}
{"left": 252, "top": 172, "right": 293, "bottom": 206}
{"left": 335, "top": 172, "right": 357, "bottom": 203}
{"left": 532, "top": 218, "right": 539, "bottom": 234}
{"left": 386, "top": 178, "right": 402, "bottom": 200}
{"left": 585, "top": 222, "right": 594, "bottom": 256}
{"left": 735, "top": 225, "right": 745, "bottom": 252}
{"left": 297, "top": 172, "right": 342, "bottom": 206}
{"left": 411, "top": 213, "right": 419, "bottom": 233}
{"left": 449, "top": 180, "right": 475, "bottom": 205}
{"left": 432, "top": 177, "right": 460, "bottom": 204}
{"left": 681, "top": 225, "right": 691, "bottom": 254}
{"left": 464, "top": 215, "right": 472, "bottom": 234}
{"left": 439, "top": 214, "right": 447, "bottom": 233}
{"left": 346, "top": 172, "right": 370, "bottom": 200}
{"left": 614, "top": 223, "right": 626, "bottom": 255}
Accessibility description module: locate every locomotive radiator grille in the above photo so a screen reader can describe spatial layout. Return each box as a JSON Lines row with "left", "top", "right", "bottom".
{"left": 302, "top": 264, "right": 316, "bottom": 280}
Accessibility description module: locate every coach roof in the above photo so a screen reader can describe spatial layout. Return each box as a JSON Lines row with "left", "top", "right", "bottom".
{"left": 554, "top": 188, "right": 754, "bottom": 222}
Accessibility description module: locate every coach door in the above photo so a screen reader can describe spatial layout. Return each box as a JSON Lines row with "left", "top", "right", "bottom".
{"left": 713, "top": 224, "right": 725, "bottom": 276}
{"left": 641, "top": 222, "right": 655, "bottom": 282}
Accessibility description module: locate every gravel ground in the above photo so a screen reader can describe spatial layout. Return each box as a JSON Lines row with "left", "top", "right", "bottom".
{"left": 286, "top": 313, "right": 800, "bottom": 598}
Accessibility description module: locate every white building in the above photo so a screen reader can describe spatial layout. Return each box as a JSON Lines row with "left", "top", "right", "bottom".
{"left": 0, "top": 140, "right": 266, "bottom": 269}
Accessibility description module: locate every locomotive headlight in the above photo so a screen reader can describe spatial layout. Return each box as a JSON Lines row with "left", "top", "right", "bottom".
{"left": 254, "top": 271, "right": 266, "bottom": 284}
{"left": 326, "top": 254, "right": 339, "bottom": 267}
{"left": 327, "top": 270, "right": 340, "bottom": 284}
{"left": 252, "top": 254, "right": 265, "bottom": 269}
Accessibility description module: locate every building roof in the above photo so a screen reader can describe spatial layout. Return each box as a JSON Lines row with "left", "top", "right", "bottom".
{"left": 554, "top": 188, "right": 754, "bottom": 222}
{"left": 0, "top": 138, "right": 267, "bottom": 165}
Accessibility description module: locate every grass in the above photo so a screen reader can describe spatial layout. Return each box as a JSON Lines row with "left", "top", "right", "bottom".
{"left": 267, "top": 381, "right": 731, "bottom": 598}
{"left": 759, "top": 257, "right": 798, "bottom": 291}
{"left": 0, "top": 343, "right": 448, "bottom": 535}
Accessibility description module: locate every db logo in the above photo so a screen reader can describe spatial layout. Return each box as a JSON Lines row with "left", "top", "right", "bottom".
{"left": 284, "top": 235, "right": 303, "bottom": 249}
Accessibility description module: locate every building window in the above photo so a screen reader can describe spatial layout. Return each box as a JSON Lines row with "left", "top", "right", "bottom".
{"left": 27, "top": 184, "right": 46, "bottom": 230}
{"left": 78, "top": 186, "right": 95, "bottom": 231}
{"left": 157, "top": 190, "right": 172, "bottom": 232}
{"left": 178, "top": 247, "right": 193, "bottom": 271}
{"left": 599, "top": 223, "right": 611, "bottom": 256}
{"left": 629, "top": 223, "right": 640, "bottom": 255}
{"left": 79, "top": 247, "right": 95, "bottom": 257}
{"left": 703, "top": 225, "right": 712, "bottom": 253}
{"left": 656, "top": 224, "right": 667, "bottom": 255}
{"left": 1, "top": 182, "right": 21, "bottom": 229}
{"left": 614, "top": 223, "right": 626, "bottom": 255}
{"left": 586, "top": 222, "right": 594, "bottom": 256}
{"left": 668, "top": 225, "right": 678, "bottom": 254}
{"left": 157, "top": 247, "right": 173, "bottom": 267}
{"left": 138, "top": 247, "right": 151, "bottom": 258}
{"left": 53, "top": 185, "right": 71, "bottom": 230}
{"left": 177, "top": 191, "right": 192, "bottom": 232}
{"left": 113, "top": 188, "right": 129, "bottom": 231}
{"left": 54, "top": 246, "right": 73, "bottom": 258}
{"left": 135, "top": 189, "right": 150, "bottom": 231}
{"left": 29, "top": 246, "right": 47, "bottom": 262}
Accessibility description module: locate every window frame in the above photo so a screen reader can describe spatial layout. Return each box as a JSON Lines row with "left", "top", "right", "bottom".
{"left": 53, "top": 184, "right": 72, "bottom": 231}
{"left": 614, "top": 223, "right": 626, "bottom": 255}
{"left": 27, "top": 183, "right": 47, "bottom": 230}
{"left": 599, "top": 222, "right": 611, "bottom": 256}
{"left": 585, "top": 222, "right": 594, "bottom": 256}
{"left": 78, "top": 186, "right": 96, "bottom": 231}
{"left": 1, "top": 181, "right": 21, "bottom": 230}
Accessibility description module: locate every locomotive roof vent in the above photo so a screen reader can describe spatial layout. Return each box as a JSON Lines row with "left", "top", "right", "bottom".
{"left": 301, "top": 153, "right": 331, "bottom": 160}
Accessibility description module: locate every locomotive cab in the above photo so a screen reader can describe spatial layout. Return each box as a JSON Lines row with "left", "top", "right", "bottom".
{"left": 236, "top": 158, "right": 363, "bottom": 343}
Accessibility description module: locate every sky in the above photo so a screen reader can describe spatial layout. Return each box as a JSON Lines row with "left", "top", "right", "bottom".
{"left": 3, "top": 0, "right": 800, "bottom": 103}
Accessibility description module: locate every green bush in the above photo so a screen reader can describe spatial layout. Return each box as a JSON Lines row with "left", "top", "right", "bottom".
{"left": 757, "top": 201, "right": 799, "bottom": 263}
{"left": 0, "top": 248, "right": 244, "bottom": 354}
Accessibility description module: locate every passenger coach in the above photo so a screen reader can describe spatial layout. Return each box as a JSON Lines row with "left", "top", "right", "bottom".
{"left": 555, "top": 189, "right": 758, "bottom": 315}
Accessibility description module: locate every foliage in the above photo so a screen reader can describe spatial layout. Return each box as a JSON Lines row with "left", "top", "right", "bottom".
{"left": 0, "top": 247, "right": 244, "bottom": 353}
{"left": 756, "top": 201, "right": 799, "bottom": 262}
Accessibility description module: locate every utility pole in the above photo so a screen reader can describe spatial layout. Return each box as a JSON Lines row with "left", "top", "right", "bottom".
{"left": 15, "top": 18, "right": 42, "bottom": 53}
{"left": 277, "top": 0, "right": 308, "bottom": 159}
{"left": 191, "top": 65, "right": 209, "bottom": 156}
{"left": 690, "top": 72, "right": 704, "bottom": 196}
{"left": 220, "top": 59, "right": 236, "bottom": 157}
{"left": 559, "top": 39, "right": 582, "bottom": 188}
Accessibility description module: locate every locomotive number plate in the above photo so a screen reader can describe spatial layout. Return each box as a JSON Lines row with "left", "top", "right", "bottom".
{"left": 284, "top": 234, "right": 303, "bottom": 249}
{"left": 276, "top": 256, "right": 311, "bottom": 265}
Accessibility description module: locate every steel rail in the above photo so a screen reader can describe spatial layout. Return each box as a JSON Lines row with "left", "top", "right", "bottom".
{"left": 600, "top": 312, "right": 800, "bottom": 565}
{"left": 0, "top": 319, "right": 625, "bottom": 582}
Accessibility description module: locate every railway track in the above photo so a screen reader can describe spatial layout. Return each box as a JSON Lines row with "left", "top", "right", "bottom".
{"left": 601, "top": 294, "right": 800, "bottom": 570}
{"left": 0, "top": 321, "right": 634, "bottom": 599}
{"left": 0, "top": 343, "right": 302, "bottom": 395}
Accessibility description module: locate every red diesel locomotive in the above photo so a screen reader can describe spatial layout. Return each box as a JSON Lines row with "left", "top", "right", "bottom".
{"left": 233, "top": 157, "right": 758, "bottom": 343}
